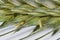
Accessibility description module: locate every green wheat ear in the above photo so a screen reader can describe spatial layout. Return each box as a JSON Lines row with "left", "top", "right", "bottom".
{"left": 0, "top": 0, "right": 60, "bottom": 40}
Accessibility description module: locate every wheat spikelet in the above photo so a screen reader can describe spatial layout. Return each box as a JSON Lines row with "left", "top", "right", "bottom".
{"left": 0, "top": 0, "right": 60, "bottom": 40}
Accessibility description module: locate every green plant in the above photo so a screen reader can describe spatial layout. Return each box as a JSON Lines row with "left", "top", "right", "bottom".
{"left": 0, "top": 0, "right": 60, "bottom": 40}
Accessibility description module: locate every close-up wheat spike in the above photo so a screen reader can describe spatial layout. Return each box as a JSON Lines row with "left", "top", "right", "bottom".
{"left": 0, "top": 0, "right": 60, "bottom": 40}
